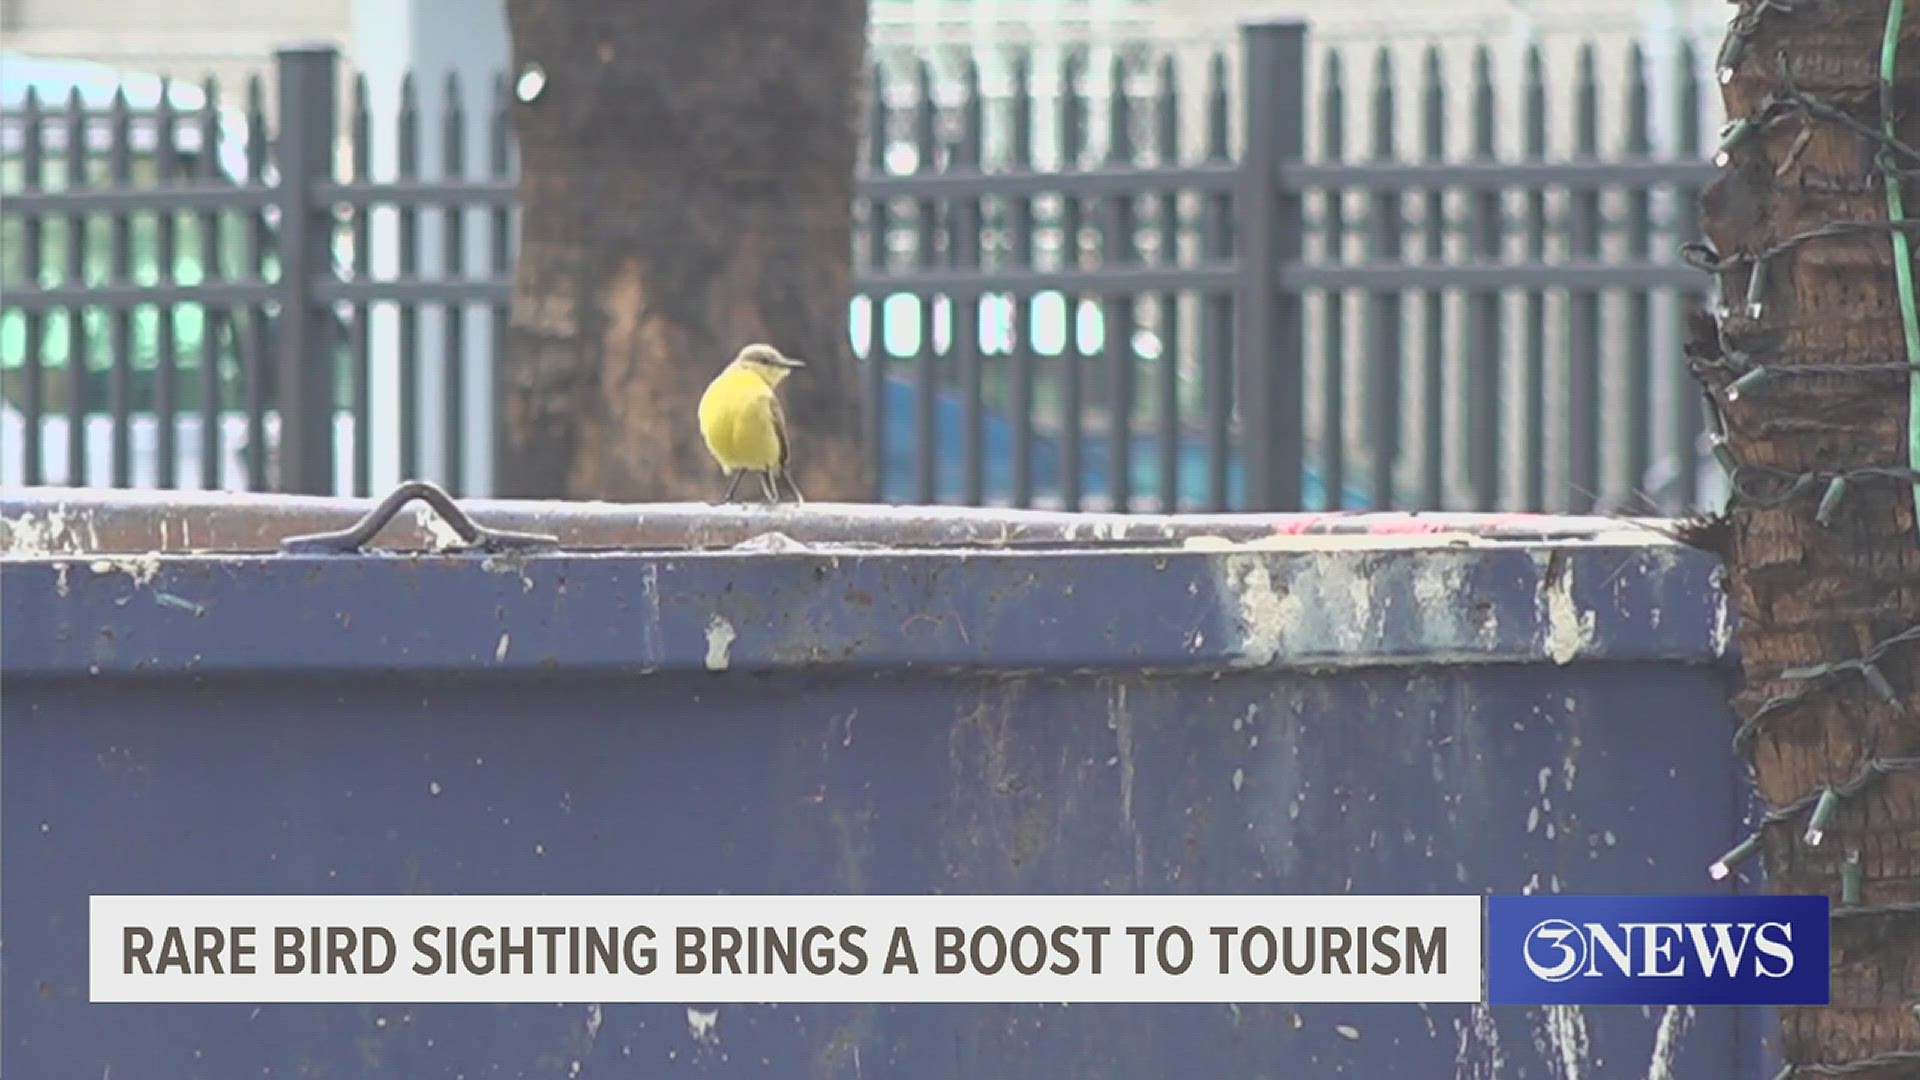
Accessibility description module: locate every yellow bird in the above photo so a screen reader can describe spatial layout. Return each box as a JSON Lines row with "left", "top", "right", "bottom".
{"left": 697, "top": 343, "right": 808, "bottom": 505}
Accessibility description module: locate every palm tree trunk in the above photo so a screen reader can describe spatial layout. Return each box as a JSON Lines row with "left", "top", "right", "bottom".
{"left": 1696, "top": 0, "right": 1920, "bottom": 1074}
{"left": 498, "top": 0, "right": 871, "bottom": 501}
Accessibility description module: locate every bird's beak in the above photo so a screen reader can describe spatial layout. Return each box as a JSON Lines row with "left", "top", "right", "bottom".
{"left": 778, "top": 356, "right": 807, "bottom": 369}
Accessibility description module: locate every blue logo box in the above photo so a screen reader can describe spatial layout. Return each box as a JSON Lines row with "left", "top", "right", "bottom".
{"left": 1487, "top": 894, "right": 1830, "bottom": 1006}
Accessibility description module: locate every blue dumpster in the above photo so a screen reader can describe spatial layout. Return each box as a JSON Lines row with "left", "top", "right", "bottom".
{"left": 2, "top": 487, "right": 1766, "bottom": 1077}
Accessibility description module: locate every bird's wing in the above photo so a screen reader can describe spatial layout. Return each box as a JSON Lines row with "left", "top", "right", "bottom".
{"left": 769, "top": 391, "right": 793, "bottom": 471}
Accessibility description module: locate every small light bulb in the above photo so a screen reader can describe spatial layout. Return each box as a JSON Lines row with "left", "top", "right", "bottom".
{"left": 1816, "top": 476, "right": 1849, "bottom": 528}
{"left": 1709, "top": 834, "right": 1761, "bottom": 881}
{"left": 1727, "top": 367, "right": 1770, "bottom": 402}
{"left": 1804, "top": 787, "right": 1838, "bottom": 846}
{"left": 1863, "top": 663, "right": 1900, "bottom": 705}
{"left": 516, "top": 64, "right": 547, "bottom": 103}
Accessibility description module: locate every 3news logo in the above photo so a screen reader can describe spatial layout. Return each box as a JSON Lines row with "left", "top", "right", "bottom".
{"left": 1486, "top": 895, "right": 1830, "bottom": 1006}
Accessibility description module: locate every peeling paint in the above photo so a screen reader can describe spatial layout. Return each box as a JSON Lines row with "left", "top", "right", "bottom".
{"left": 83, "top": 553, "right": 163, "bottom": 588}
{"left": 731, "top": 531, "right": 809, "bottom": 553}
{"left": 1454, "top": 1002, "right": 1506, "bottom": 1080}
{"left": 639, "top": 563, "right": 663, "bottom": 668}
{"left": 1211, "top": 542, "right": 1650, "bottom": 671}
{"left": 1411, "top": 555, "right": 1470, "bottom": 637}
{"left": 1645, "top": 1005, "right": 1693, "bottom": 1080}
{"left": 479, "top": 553, "right": 538, "bottom": 593}
{"left": 704, "top": 616, "right": 736, "bottom": 671}
{"left": 1108, "top": 685, "right": 1145, "bottom": 885}
{"left": 1538, "top": 555, "right": 1596, "bottom": 666}
{"left": 1218, "top": 552, "right": 1383, "bottom": 668}
{"left": 414, "top": 503, "right": 467, "bottom": 552}
{"left": 1111, "top": 686, "right": 1136, "bottom": 829}
{"left": 1535, "top": 1005, "right": 1590, "bottom": 1080}
{"left": 685, "top": 1007, "right": 719, "bottom": 1045}
{"left": 1223, "top": 554, "right": 1290, "bottom": 667}
{"left": 1, "top": 506, "right": 86, "bottom": 556}
{"left": 1709, "top": 587, "right": 1731, "bottom": 658}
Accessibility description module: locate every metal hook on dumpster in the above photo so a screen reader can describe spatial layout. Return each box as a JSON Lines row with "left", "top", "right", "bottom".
{"left": 279, "top": 480, "right": 561, "bottom": 555}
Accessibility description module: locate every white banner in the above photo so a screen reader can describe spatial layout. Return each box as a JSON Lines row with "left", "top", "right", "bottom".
{"left": 91, "top": 893, "right": 1482, "bottom": 1004}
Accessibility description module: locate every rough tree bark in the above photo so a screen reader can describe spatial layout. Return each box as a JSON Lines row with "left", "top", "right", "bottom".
{"left": 1695, "top": 0, "right": 1920, "bottom": 1074}
{"left": 499, "top": 0, "right": 870, "bottom": 501}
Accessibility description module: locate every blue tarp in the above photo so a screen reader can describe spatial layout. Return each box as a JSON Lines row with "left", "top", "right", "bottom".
{"left": 877, "top": 375, "right": 1371, "bottom": 509}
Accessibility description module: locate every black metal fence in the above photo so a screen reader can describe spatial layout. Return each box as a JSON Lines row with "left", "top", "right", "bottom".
{"left": 0, "top": 21, "right": 1720, "bottom": 513}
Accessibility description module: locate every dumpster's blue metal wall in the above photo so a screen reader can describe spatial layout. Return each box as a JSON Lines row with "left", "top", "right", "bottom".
{"left": 3, "top": 515, "right": 1763, "bottom": 1077}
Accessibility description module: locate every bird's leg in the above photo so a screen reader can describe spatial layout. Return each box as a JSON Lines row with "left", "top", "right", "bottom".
{"left": 780, "top": 470, "right": 806, "bottom": 505}
{"left": 719, "top": 470, "right": 746, "bottom": 504}
{"left": 759, "top": 470, "right": 780, "bottom": 505}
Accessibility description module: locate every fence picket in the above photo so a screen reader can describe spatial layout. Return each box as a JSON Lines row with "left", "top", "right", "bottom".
{"left": 20, "top": 87, "right": 44, "bottom": 486}
{"left": 1624, "top": 45, "right": 1654, "bottom": 510}
{"left": 1365, "top": 48, "right": 1402, "bottom": 510}
{"left": 397, "top": 73, "right": 422, "bottom": 480}
{"left": 1154, "top": 56, "right": 1181, "bottom": 511}
{"left": 442, "top": 72, "right": 467, "bottom": 496}
{"left": 1320, "top": 51, "right": 1347, "bottom": 510}
{"left": 1419, "top": 47, "right": 1445, "bottom": 509}
{"left": 863, "top": 63, "right": 889, "bottom": 501}
{"left": 243, "top": 74, "right": 270, "bottom": 488}
{"left": 1465, "top": 46, "right": 1501, "bottom": 511}
{"left": 196, "top": 77, "right": 224, "bottom": 489}
{"left": 912, "top": 59, "right": 939, "bottom": 505}
{"left": 351, "top": 74, "right": 373, "bottom": 497}
{"left": 1058, "top": 53, "right": 1086, "bottom": 510}
{"left": 957, "top": 58, "right": 986, "bottom": 507}
{"left": 107, "top": 88, "right": 133, "bottom": 487}
{"left": 1104, "top": 54, "right": 1137, "bottom": 511}
{"left": 1201, "top": 52, "right": 1233, "bottom": 511}
{"left": 490, "top": 73, "right": 513, "bottom": 505}
{"left": 63, "top": 88, "right": 88, "bottom": 485}
{"left": 1521, "top": 45, "right": 1548, "bottom": 511}
{"left": 1568, "top": 45, "right": 1602, "bottom": 512}
{"left": 1008, "top": 56, "right": 1037, "bottom": 508}
{"left": 154, "top": 82, "right": 181, "bottom": 488}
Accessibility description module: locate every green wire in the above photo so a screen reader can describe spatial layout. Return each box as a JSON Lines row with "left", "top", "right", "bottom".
{"left": 1888, "top": 0, "right": 1920, "bottom": 522}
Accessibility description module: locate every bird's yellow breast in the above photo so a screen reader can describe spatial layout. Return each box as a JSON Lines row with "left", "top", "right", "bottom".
{"left": 698, "top": 366, "right": 782, "bottom": 471}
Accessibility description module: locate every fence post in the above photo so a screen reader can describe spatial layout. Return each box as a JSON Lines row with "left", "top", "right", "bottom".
{"left": 273, "top": 45, "right": 340, "bottom": 495}
{"left": 1237, "top": 20, "right": 1307, "bottom": 511}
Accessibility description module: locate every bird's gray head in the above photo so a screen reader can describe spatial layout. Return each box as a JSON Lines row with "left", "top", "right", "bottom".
{"left": 732, "top": 343, "right": 806, "bottom": 385}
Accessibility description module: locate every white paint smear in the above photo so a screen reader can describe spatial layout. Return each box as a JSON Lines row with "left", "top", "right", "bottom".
{"left": 704, "top": 616, "right": 736, "bottom": 671}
